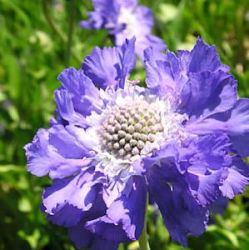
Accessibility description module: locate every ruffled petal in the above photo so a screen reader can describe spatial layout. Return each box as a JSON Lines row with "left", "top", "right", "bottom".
{"left": 69, "top": 221, "right": 118, "bottom": 250}
{"left": 118, "top": 38, "right": 136, "bottom": 88}
{"left": 143, "top": 143, "right": 181, "bottom": 176}
{"left": 144, "top": 48, "right": 180, "bottom": 96}
{"left": 82, "top": 38, "right": 136, "bottom": 89}
{"left": 86, "top": 217, "right": 130, "bottom": 242}
{"left": 85, "top": 176, "right": 147, "bottom": 242}
{"left": 220, "top": 157, "right": 249, "bottom": 198}
{"left": 144, "top": 38, "right": 230, "bottom": 100}
{"left": 44, "top": 204, "right": 83, "bottom": 227}
{"left": 55, "top": 68, "right": 104, "bottom": 126}
{"left": 180, "top": 70, "right": 237, "bottom": 118}
{"left": 58, "top": 68, "right": 103, "bottom": 113}
{"left": 209, "top": 197, "right": 228, "bottom": 215}
{"left": 43, "top": 170, "right": 105, "bottom": 227}
{"left": 186, "top": 37, "right": 229, "bottom": 73}
{"left": 182, "top": 134, "right": 231, "bottom": 205}
{"left": 186, "top": 99, "right": 249, "bottom": 156}
{"left": 180, "top": 134, "right": 231, "bottom": 171}
{"left": 80, "top": 12, "right": 105, "bottom": 29}
{"left": 230, "top": 132, "right": 249, "bottom": 156}
{"left": 148, "top": 164, "right": 208, "bottom": 247}
{"left": 82, "top": 47, "right": 120, "bottom": 89}
{"left": 220, "top": 168, "right": 248, "bottom": 199}
{"left": 24, "top": 125, "right": 94, "bottom": 179}
{"left": 54, "top": 89, "right": 87, "bottom": 127}
{"left": 80, "top": 0, "right": 119, "bottom": 30}
{"left": 24, "top": 129, "right": 59, "bottom": 177}
{"left": 224, "top": 99, "right": 249, "bottom": 135}
{"left": 186, "top": 169, "right": 226, "bottom": 206}
{"left": 69, "top": 223, "right": 93, "bottom": 249}
{"left": 132, "top": 35, "right": 166, "bottom": 62}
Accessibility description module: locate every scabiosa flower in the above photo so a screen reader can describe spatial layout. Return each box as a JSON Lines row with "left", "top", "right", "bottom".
{"left": 81, "top": 0, "right": 166, "bottom": 60}
{"left": 25, "top": 38, "right": 249, "bottom": 249}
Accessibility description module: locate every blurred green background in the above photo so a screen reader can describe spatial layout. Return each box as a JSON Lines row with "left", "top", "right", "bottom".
{"left": 1, "top": 0, "right": 249, "bottom": 249}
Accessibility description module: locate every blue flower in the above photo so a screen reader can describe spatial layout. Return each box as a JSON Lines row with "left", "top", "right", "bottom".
{"left": 81, "top": 0, "right": 166, "bottom": 60}
{"left": 25, "top": 38, "right": 249, "bottom": 249}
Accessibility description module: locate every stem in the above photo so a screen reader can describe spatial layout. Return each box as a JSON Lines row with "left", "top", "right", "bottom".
{"left": 138, "top": 193, "right": 150, "bottom": 250}
{"left": 42, "top": 0, "right": 81, "bottom": 64}
{"left": 66, "top": 0, "right": 76, "bottom": 67}
{"left": 42, "top": 0, "right": 67, "bottom": 42}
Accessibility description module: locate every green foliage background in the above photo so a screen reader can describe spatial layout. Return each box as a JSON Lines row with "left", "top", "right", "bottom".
{"left": 0, "top": 0, "right": 249, "bottom": 249}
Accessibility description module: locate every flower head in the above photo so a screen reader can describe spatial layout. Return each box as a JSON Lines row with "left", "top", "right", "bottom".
{"left": 25, "top": 38, "right": 249, "bottom": 249}
{"left": 81, "top": 0, "right": 166, "bottom": 60}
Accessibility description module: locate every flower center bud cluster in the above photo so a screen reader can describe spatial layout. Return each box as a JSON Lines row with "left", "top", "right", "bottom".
{"left": 99, "top": 100, "right": 164, "bottom": 160}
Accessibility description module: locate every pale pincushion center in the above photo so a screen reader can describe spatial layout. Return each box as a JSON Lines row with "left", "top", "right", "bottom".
{"left": 99, "top": 100, "right": 164, "bottom": 160}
